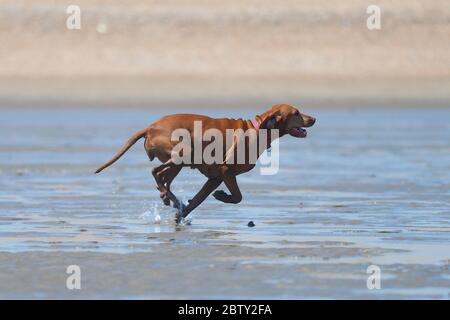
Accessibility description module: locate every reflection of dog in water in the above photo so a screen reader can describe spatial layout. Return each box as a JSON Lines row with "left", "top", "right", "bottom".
{"left": 95, "top": 104, "right": 315, "bottom": 223}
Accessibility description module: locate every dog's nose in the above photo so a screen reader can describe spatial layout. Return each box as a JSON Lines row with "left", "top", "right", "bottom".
{"left": 309, "top": 117, "right": 316, "bottom": 126}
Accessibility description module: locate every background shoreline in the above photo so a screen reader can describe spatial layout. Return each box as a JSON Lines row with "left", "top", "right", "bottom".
{"left": 2, "top": 77, "right": 449, "bottom": 109}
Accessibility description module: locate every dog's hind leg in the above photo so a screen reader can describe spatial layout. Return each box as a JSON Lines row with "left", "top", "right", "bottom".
{"left": 157, "top": 164, "right": 182, "bottom": 206}
{"left": 151, "top": 159, "right": 186, "bottom": 210}
{"left": 152, "top": 160, "right": 174, "bottom": 205}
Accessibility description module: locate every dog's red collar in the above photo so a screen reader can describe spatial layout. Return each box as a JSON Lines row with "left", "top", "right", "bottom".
{"left": 250, "top": 119, "right": 260, "bottom": 130}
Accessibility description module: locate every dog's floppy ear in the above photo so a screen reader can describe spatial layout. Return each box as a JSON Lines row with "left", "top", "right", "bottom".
{"left": 261, "top": 113, "right": 282, "bottom": 130}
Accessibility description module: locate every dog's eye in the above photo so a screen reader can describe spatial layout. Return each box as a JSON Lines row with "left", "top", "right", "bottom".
{"left": 294, "top": 111, "right": 300, "bottom": 116}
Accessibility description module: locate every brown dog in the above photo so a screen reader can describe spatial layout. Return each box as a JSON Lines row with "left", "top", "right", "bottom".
{"left": 95, "top": 104, "right": 315, "bottom": 222}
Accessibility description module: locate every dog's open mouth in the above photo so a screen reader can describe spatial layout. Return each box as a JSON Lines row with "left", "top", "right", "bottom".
{"left": 289, "top": 127, "right": 307, "bottom": 138}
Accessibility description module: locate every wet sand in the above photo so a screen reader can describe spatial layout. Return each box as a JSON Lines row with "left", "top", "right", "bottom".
{"left": 0, "top": 106, "right": 449, "bottom": 299}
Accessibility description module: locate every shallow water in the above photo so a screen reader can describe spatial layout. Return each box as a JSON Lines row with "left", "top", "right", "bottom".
{"left": 0, "top": 106, "right": 449, "bottom": 299}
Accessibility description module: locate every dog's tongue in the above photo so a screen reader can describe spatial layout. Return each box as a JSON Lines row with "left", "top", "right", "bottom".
{"left": 289, "top": 127, "right": 307, "bottom": 138}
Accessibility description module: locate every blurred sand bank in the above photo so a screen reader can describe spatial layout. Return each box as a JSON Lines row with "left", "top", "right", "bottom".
{"left": 1, "top": 0, "right": 449, "bottom": 108}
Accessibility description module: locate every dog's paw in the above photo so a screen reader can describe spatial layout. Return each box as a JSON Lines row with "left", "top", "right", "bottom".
{"left": 174, "top": 201, "right": 185, "bottom": 219}
{"left": 161, "top": 195, "right": 171, "bottom": 206}
{"left": 159, "top": 191, "right": 171, "bottom": 206}
{"left": 213, "top": 190, "right": 230, "bottom": 202}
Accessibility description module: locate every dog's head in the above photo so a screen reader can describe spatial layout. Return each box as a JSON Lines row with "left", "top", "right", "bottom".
{"left": 259, "top": 104, "right": 316, "bottom": 138}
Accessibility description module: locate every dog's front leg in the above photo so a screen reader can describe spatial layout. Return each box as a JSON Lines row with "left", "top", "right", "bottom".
{"left": 212, "top": 173, "right": 242, "bottom": 204}
{"left": 176, "top": 177, "right": 222, "bottom": 223}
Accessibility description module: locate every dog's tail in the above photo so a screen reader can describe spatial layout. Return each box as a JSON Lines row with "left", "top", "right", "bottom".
{"left": 95, "top": 128, "right": 148, "bottom": 174}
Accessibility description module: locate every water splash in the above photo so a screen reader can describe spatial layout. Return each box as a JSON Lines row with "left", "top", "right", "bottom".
{"left": 139, "top": 203, "right": 165, "bottom": 224}
{"left": 140, "top": 202, "right": 193, "bottom": 225}
{"left": 179, "top": 216, "right": 193, "bottom": 226}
